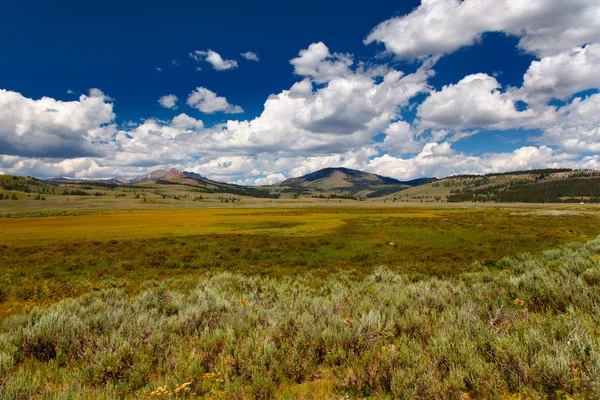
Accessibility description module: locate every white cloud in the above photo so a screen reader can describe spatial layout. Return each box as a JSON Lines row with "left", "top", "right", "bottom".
{"left": 0, "top": 88, "right": 115, "bottom": 159}
{"left": 191, "top": 49, "right": 238, "bottom": 71}
{"left": 518, "top": 44, "right": 600, "bottom": 106}
{"left": 290, "top": 42, "right": 353, "bottom": 82}
{"left": 365, "top": 0, "right": 600, "bottom": 60}
{"left": 158, "top": 94, "right": 178, "bottom": 109}
{"left": 254, "top": 173, "right": 285, "bottom": 185}
{"left": 365, "top": 143, "right": 577, "bottom": 180}
{"left": 2, "top": 35, "right": 599, "bottom": 183}
{"left": 207, "top": 44, "right": 432, "bottom": 155}
{"left": 241, "top": 51, "right": 260, "bottom": 62}
{"left": 186, "top": 87, "right": 244, "bottom": 114}
{"left": 170, "top": 113, "right": 204, "bottom": 131}
{"left": 417, "top": 73, "right": 555, "bottom": 130}
{"left": 381, "top": 121, "right": 422, "bottom": 154}
{"left": 415, "top": 70, "right": 600, "bottom": 155}
{"left": 537, "top": 93, "right": 600, "bottom": 153}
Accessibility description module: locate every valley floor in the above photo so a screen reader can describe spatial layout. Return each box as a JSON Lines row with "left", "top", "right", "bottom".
{"left": 0, "top": 203, "right": 599, "bottom": 398}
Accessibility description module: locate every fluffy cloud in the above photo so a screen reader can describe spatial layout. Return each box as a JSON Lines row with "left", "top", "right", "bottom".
{"left": 380, "top": 121, "right": 422, "bottom": 154}
{"left": 170, "top": 113, "right": 204, "bottom": 131}
{"left": 518, "top": 44, "right": 600, "bottom": 106}
{"left": 186, "top": 87, "right": 244, "bottom": 114}
{"left": 416, "top": 71, "right": 600, "bottom": 155}
{"left": 417, "top": 74, "right": 544, "bottom": 130}
{"left": 204, "top": 43, "right": 432, "bottom": 156}
{"left": 537, "top": 93, "right": 600, "bottom": 153}
{"left": 290, "top": 42, "right": 353, "bottom": 82}
{"left": 241, "top": 51, "right": 260, "bottom": 62}
{"left": 291, "top": 69, "right": 426, "bottom": 135}
{"left": 365, "top": 143, "right": 578, "bottom": 180}
{"left": 254, "top": 173, "right": 285, "bottom": 185}
{"left": 190, "top": 50, "right": 238, "bottom": 71}
{"left": 416, "top": 69, "right": 600, "bottom": 154}
{"left": 2, "top": 34, "right": 599, "bottom": 183}
{"left": 365, "top": 0, "right": 600, "bottom": 60}
{"left": 158, "top": 94, "right": 178, "bottom": 109}
{"left": 0, "top": 89, "right": 115, "bottom": 159}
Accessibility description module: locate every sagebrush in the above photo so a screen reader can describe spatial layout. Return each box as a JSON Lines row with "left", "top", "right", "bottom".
{"left": 1, "top": 237, "right": 599, "bottom": 399}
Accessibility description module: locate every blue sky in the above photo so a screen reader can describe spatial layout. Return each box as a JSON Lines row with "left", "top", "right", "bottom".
{"left": 1, "top": 0, "right": 599, "bottom": 183}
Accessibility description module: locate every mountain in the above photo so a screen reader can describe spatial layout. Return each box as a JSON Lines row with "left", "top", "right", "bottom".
{"left": 273, "top": 167, "right": 436, "bottom": 198}
{"left": 383, "top": 169, "right": 600, "bottom": 204}
{"left": 123, "top": 168, "right": 278, "bottom": 198}
{"left": 47, "top": 168, "right": 205, "bottom": 186}
{"left": 127, "top": 168, "right": 205, "bottom": 184}
{"left": 49, "top": 177, "right": 128, "bottom": 186}
{"left": 13, "top": 167, "right": 600, "bottom": 202}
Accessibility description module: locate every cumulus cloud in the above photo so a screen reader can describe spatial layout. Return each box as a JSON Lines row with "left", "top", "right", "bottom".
{"left": 241, "top": 51, "right": 260, "bottom": 62}
{"left": 186, "top": 87, "right": 244, "bottom": 114}
{"left": 416, "top": 70, "right": 600, "bottom": 154}
{"left": 365, "top": 143, "right": 578, "bottom": 180}
{"left": 0, "top": 88, "right": 115, "bottom": 159}
{"left": 158, "top": 94, "right": 178, "bottom": 109}
{"left": 170, "top": 113, "right": 204, "bottom": 131}
{"left": 2, "top": 33, "right": 599, "bottom": 183}
{"left": 518, "top": 44, "right": 600, "bottom": 106}
{"left": 536, "top": 93, "right": 600, "bottom": 153}
{"left": 206, "top": 43, "right": 432, "bottom": 155}
{"left": 365, "top": 0, "right": 600, "bottom": 60}
{"left": 381, "top": 121, "right": 422, "bottom": 154}
{"left": 190, "top": 49, "right": 238, "bottom": 71}
{"left": 254, "top": 173, "right": 285, "bottom": 185}
{"left": 290, "top": 42, "right": 353, "bottom": 82}
{"left": 417, "top": 74, "right": 541, "bottom": 130}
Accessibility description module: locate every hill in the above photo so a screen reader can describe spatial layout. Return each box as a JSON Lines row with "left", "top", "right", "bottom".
{"left": 5, "top": 167, "right": 600, "bottom": 204}
{"left": 44, "top": 168, "right": 278, "bottom": 199}
{"left": 127, "top": 168, "right": 205, "bottom": 184}
{"left": 384, "top": 169, "right": 600, "bottom": 204}
{"left": 0, "top": 174, "right": 61, "bottom": 199}
{"left": 272, "top": 167, "right": 435, "bottom": 198}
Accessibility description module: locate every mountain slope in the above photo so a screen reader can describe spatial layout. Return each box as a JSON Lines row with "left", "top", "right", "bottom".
{"left": 128, "top": 168, "right": 205, "bottom": 184}
{"left": 274, "top": 167, "right": 435, "bottom": 198}
{"left": 384, "top": 169, "right": 600, "bottom": 204}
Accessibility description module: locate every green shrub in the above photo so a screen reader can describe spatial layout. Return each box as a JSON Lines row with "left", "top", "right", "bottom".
{"left": 1, "top": 237, "right": 599, "bottom": 398}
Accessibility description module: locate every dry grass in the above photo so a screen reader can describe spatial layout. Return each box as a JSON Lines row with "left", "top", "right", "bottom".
{"left": 1, "top": 237, "right": 599, "bottom": 399}
{"left": 1, "top": 207, "right": 599, "bottom": 318}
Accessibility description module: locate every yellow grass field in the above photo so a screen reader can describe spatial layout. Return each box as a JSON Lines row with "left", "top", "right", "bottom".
{"left": 0, "top": 208, "right": 447, "bottom": 246}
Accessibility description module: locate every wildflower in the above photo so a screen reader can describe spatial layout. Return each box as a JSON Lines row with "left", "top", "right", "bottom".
{"left": 514, "top": 298, "right": 525, "bottom": 307}
{"left": 174, "top": 381, "right": 192, "bottom": 393}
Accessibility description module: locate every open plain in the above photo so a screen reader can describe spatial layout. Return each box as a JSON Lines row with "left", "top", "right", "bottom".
{"left": 1, "top": 196, "right": 600, "bottom": 399}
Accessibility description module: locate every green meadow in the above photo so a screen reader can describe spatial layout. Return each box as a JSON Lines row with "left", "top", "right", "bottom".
{"left": 1, "top": 206, "right": 600, "bottom": 398}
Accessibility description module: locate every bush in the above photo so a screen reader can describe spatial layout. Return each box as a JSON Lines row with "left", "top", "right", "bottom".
{"left": 0, "top": 237, "right": 599, "bottom": 398}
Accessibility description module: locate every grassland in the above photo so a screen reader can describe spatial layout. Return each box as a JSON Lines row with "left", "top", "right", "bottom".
{"left": 1, "top": 233, "right": 599, "bottom": 399}
{"left": 1, "top": 207, "right": 599, "bottom": 317}
{"left": 1, "top": 201, "right": 600, "bottom": 398}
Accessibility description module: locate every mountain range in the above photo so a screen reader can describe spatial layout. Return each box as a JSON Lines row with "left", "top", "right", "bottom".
{"left": 47, "top": 167, "right": 428, "bottom": 198}
{"left": 36, "top": 167, "right": 600, "bottom": 202}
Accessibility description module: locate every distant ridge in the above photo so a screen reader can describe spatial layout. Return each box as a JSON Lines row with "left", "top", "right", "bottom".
{"left": 278, "top": 167, "right": 435, "bottom": 188}
{"left": 48, "top": 168, "right": 205, "bottom": 186}
{"left": 23, "top": 167, "right": 600, "bottom": 201}
{"left": 127, "top": 168, "right": 205, "bottom": 184}
{"left": 273, "top": 167, "right": 436, "bottom": 197}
